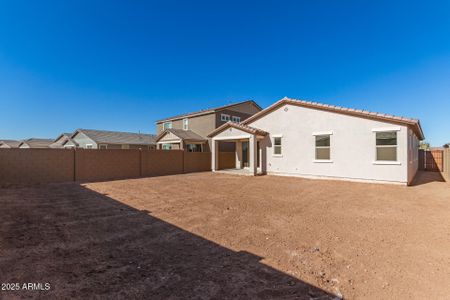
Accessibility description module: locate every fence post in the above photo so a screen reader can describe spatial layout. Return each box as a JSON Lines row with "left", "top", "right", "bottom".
{"left": 73, "top": 148, "right": 76, "bottom": 182}
{"left": 182, "top": 150, "right": 186, "bottom": 174}
{"left": 445, "top": 148, "right": 449, "bottom": 179}
{"left": 139, "top": 149, "right": 143, "bottom": 177}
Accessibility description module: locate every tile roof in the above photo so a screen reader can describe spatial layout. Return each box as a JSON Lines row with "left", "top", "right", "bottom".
{"left": 155, "top": 129, "right": 207, "bottom": 143}
{"left": 156, "top": 100, "right": 261, "bottom": 123}
{"left": 208, "top": 121, "right": 268, "bottom": 138}
{"left": 0, "top": 140, "right": 21, "bottom": 148}
{"left": 19, "top": 138, "right": 54, "bottom": 148}
{"left": 243, "top": 97, "right": 425, "bottom": 140}
{"left": 75, "top": 129, "right": 156, "bottom": 145}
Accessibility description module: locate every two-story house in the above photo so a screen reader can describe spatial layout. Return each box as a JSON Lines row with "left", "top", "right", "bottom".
{"left": 154, "top": 100, "right": 262, "bottom": 152}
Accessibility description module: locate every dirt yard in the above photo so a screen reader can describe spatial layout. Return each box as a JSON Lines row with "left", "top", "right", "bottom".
{"left": 1, "top": 172, "right": 449, "bottom": 299}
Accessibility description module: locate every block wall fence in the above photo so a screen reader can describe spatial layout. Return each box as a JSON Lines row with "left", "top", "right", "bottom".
{"left": 445, "top": 148, "right": 450, "bottom": 179}
{"left": 0, "top": 149, "right": 212, "bottom": 185}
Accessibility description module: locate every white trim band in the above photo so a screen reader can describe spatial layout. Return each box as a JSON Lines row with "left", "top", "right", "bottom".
{"left": 312, "top": 131, "right": 333, "bottom": 136}
{"left": 372, "top": 127, "right": 401, "bottom": 132}
{"left": 373, "top": 161, "right": 402, "bottom": 165}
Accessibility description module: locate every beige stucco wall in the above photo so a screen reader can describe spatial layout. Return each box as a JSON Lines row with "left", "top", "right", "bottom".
{"left": 158, "top": 132, "right": 182, "bottom": 143}
{"left": 156, "top": 102, "right": 261, "bottom": 136}
{"left": 215, "top": 109, "right": 257, "bottom": 128}
{"left": 226, "top": 102, "right": 261, "bottom": 115}
{"left": 407, "top": 128, "right": 420, "bottom": 184}
{"left": 72, "top": 132, "right": 98, "bottom": 149}
{"left": 444, "top": 148, "right": 450, "bottom": 179}
{"left": 156, "top": 113, "right": 216, "bottom": 137}
{"left": 213, "top": 127, "right": 252, "bottom": 139}
{"left": 247, "top": 104, "right": 413, "bottom": 184}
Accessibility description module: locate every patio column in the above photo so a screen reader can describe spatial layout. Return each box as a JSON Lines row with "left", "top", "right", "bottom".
{"left": 235, "top": 141, "right": 242, "bottom": 169}
{"left": 212, "top": 139, "right": 219, "bottom": 171}
{"left": 249, "top": 135, "right": 257, "bottom": 175}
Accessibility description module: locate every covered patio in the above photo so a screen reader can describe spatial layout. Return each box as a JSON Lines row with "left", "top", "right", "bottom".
{"left": 155, "top": 128, "right": 208, "bottom": 152}
{"left": 208, "top": 122, "right": 268, "bottom": 176}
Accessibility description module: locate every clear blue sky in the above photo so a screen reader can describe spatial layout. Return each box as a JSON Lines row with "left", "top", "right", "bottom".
{"left": 0, "top": 1, "right": 449, "bottom": 145}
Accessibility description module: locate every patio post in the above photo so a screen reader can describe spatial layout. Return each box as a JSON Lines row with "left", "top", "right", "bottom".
{"left": 212, "top": 139, "right": 219, "bottom": 171}
{"left": 235, "top": 141, "right": 242, "bottom": 169}
{"left": 249, "top": 135, "right": 257, "bottom": 175}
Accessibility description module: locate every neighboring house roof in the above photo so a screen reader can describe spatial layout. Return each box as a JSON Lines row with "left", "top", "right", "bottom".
{"left": 156, "top": 100, "right": 262, "bottom": 123}
{"left": 243, "top": 97, "right": 425, "bottom": 140}
{"left": 444, "top": 143, "right": 449, "bottom": 148}
{"left": 51, "top": 132, "right": 79, "bottom": 148}
{"left": 208, "top": 121, "right": 268, "bottom": 138}
{"left": 155, "top": 129, "right": 207, "bottom": 143}
{"left": 0, "top": 140, "right": 21, "bottom": 148}
{"left": 73, "top": 129, "right": 156, "bottom": 145}
{"left": 19, "top": 138, "right": 54, "bottom": 148}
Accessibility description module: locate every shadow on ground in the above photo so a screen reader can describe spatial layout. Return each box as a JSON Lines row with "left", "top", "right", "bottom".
{"left": 0, "top": 183, "right": 335, "bottom": 299}
{"left": 410, "top": 171, "right": 447, "bottom": 186}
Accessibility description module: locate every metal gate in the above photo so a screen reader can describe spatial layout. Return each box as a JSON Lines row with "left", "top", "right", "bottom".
{"left": 419, "top": 150, "right": 444, "bottom": 172}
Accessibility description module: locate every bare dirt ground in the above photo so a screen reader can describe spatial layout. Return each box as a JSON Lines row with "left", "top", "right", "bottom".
{"left": 1, "top": 171, "right": 449, "bottom": 299}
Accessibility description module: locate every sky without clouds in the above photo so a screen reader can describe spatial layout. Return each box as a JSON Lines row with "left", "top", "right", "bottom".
{"left": 0, "top": 0, "right": 449, "bottom": 145}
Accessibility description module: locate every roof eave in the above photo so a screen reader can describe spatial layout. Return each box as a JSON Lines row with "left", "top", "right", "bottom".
{"left": 243, "top": 97, "right": 425, "bottom": 140}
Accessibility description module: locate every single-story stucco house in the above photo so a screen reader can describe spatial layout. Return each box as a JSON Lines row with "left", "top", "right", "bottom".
{"left": 50, "top": 133, "right": 79, "bottom": 148}
{"left": 65, "top": 129, "right": 157, "bottom": 149}
{"left": 0, "top": 140, "right": 21, "bottom": 148}
{"left": 18, "top": 138, "right": 54, "bottom": 148}
{"left": 208, "top": 97, "right": 424, "bottom": 185}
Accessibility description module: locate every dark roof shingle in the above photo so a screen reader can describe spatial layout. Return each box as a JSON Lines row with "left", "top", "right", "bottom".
{"left": 0, "top": 140, "right": 21, "bottom": 148}
{"left": 208, "top": 122, "right": 268, "bottom": 138}
{"left": 20, "top": 138, "right": 54, "bottom": 148}
{"left": 75, "top": 129, "right": 156, "bottom": 145}
{"left": 155, "top": 129, "right": 207, "bottom": 143}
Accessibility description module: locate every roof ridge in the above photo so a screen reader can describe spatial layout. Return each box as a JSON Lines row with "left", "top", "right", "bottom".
{"left": 283, "top": 97, "right": 420, "bottom": 123}
{"left": 78, "top": 128, "right": 156, "bottom": 136}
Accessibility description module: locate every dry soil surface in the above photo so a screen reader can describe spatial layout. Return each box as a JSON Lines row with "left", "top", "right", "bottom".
{"left": 1, "top": 171, "right": 449, "bottom": 299}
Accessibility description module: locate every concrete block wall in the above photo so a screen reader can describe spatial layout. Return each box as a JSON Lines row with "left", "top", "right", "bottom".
{"left": 0, "top": 149, "right": 74, "bottom": 184}
{"left": 184, "top": 152, "right": 211, "bottom": 173}
{"left": 141, "top": 150, "right": 184, "bottom": 177}
{"left": 445, "top": 148, "right": 450, "bottom": 179}
{"left": 75, "top": 149, "right": 141, "bottom": 182}
{"left": 0, "top": 149, "right": 212, "bottom": 185}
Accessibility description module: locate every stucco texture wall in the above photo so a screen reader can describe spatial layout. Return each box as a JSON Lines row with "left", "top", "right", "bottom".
{"left": 248, "top": 104, "right": 412, "bottom": 184}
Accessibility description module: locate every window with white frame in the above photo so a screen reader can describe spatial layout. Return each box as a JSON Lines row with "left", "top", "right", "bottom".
{"left": 162, "top": 144, "right": 172, "bottom": 150}
{"left": 99, "top": 144, "right": 108, "bottom": 150}
{"left": 186, "top": 144, "right": 202, "bottom": 152}
{"left": 86, "top": 144, "right": 93, "bottom": 149}
{"left": 273, "top": 137, "right": 282, "bottom": 155}
{"left": 315, "top": 135, "right": 331, "bottom": 160}
{"left": 121, "top": 144, "right": 130, "bottom": 149}
{"left": 183, "top": 118, "right": 189, "bottom": 130}
{"left": 221, "top": 114, "right": 230, "bottom": 122}
{"left": 376, "top": 131, "right": 397, "bottom": 161}
{"left": 163, "top": 122, "right": 172, "bottom": 130}
{"left": 231, "top": 116, "right": 241, "bottom": 123}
